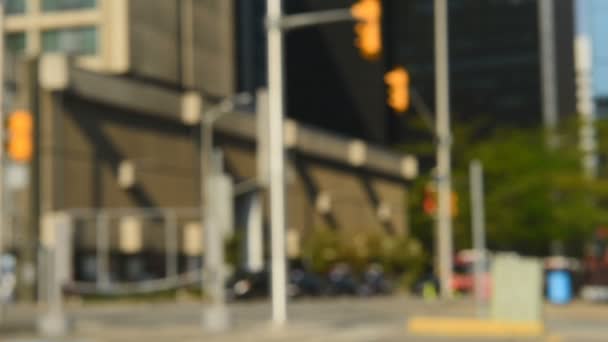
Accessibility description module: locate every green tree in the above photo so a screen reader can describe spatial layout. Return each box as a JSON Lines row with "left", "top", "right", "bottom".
{"left": 409, "top": 120, "right": 608, "bottom": 257}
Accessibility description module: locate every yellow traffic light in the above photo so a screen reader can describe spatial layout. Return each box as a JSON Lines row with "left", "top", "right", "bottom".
{"left": 423, "top": 187, "right": 458, "bottom": 218}
{"left": 7, "top": 110, "right": 33, "bottom": 163}
{"left": 384, "top": 66, "right": 410, "bottom": 113}
{"left": 351, "top": 0, "right": 382, "bottom": 60}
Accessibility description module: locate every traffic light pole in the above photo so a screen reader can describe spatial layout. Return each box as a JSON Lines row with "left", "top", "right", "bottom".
{"left": 470, "top": 160, "right": 487, "bottom": 317}
{"left": 264, "top": 1, "right": 375, "bottom": 325}
{"left": 434, "top": 0, "right": 454, "bottom": 299}
{"left": 276, "top": 8, "right": 353, "bottom": 30}
{"left": 266, "top": 0, "right": 288, "bottom": 326}
{"left": 201, "top": 105, "right": 228, "bottom": 332}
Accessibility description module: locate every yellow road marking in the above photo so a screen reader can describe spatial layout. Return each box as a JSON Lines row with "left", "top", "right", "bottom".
{"left": 407, "top": 316, "right": 544, "bottom": 337}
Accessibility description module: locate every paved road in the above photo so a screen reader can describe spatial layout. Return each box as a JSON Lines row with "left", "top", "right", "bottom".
{"left": 2, "top": 297, "right": 608, "bottom": 341}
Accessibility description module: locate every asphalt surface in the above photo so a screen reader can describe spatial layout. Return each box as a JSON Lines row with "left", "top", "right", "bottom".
{"left": 1, "top": 296, "right": 608, "bottom": 341}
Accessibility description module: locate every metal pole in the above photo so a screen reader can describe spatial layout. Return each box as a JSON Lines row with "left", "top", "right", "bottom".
{"left": 199, "top": 94, "right": 250, "bottom": 331}
{"left": 538, "top": 0, "right": 558, "bottom": 148}
{"left": 470, "top": 160, "right": 486, "bottom": 317}
{"left": 278, "top": 8, "right": 353, "bottom": 31}
{"left": 201, "top": 110, "right": 230, "bottom": 331}
{"left": 96, "top": 213, "right": 110, "bottom": 290}
{"left": 201, "top": 106, "right": 212, "bottom": 293}
{"left": 165, "top": 210, "right": 178, "bottom": 280}
{"left": 211, "top": 149, "right": 228, "bottom": 309}
{"left": 267, "top": 0, "right": 288, "bottom": 325}
{"left": 38, "top": 213, "right": 69, "bottom": 337}
{"left": 434, "top": 0, "right": 453, "bottom": 299}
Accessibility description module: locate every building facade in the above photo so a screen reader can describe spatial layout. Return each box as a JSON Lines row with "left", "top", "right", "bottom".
{"left": 4, "top": 0, "right": 418, "bottom": 300}
{"left": 5, "top": 0, "right": 237, "bottom": 96}
{"left": 387, "top": 0, "right": 575, "bottom": 128}
{"left": 236, "top": 0, "right": 578, "bottom": 146}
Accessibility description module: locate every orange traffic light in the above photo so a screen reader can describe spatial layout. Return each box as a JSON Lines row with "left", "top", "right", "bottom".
{"left": 423, "top": 185, "right": 458, "bottom": 218}
{"left": 351, "top": 0, "right": 382, "bottom": 60}
{"left": 7, "top": 110, "right": 33, "bottom": 163}
{"left": 423, "top": 185, "right": 437, "bottom": 215}
{"left": 384, "top": 66, "right": 410, "bottom": 113}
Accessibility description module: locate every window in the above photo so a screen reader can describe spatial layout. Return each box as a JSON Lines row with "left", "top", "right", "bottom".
{"left": 42, "top": 27, "right": 97, "bottom": 55}
{"left": 6, "top": 0, "right": 26, "bottom": 15}
{"left": 6, "top": 33, "right": 27, "bottom": 54}
{"left": 42, "top": 0, "right": 96, "bottom": 12}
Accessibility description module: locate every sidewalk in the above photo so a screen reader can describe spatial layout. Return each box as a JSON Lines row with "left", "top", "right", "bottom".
{"left": 1, "top": 297, "right": 608, "bottom": 341}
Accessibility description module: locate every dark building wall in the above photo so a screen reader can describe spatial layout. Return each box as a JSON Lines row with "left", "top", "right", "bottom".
{"left": 222, "top": 143, "right": 408, "bottom": 236}
{"left": 194, "top": 0, "right": 237, "bottom": 96}
{"left": 284, "top": 0, "right": 388, "bottom": 145}
{"left": 234, "top": 0, "right": 576, "bottom": 146}
{"left": 554, "top": 0, "right": 576, "bottom": 118}
{"left": 387, "top": 0, "right": 544, "bottom": 137}
{"left": 44, "top": 95, "right": 200, "bottom": 210}
{"left": 236, "top": 0, "right": 267, "bottom": 95}
{"left": 236, "top": 0, "right": 389, "bottom": 145}
{"left": 128, "top": 0, "right": 181, "bottom": 85}
{"left": 123, "top": 0, "right": 576, "bottom": 147}
{"left": 34, "top": 86, "right": 408, "bottom": 237}
{"left": 126, "top": 0, "right": 236, "bottom": 97}
{"left": 386, "top": 0, "right": 576, "bottom": 143}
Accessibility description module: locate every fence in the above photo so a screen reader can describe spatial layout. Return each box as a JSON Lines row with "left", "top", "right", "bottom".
{"left": 39, "top": 207, "right": 205, "bottom": 299}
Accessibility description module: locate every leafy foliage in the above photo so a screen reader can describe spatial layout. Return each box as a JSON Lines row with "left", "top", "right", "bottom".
{"left": 409, "top": 119, "right": 608, "bottom": 257}
{"left": 301, "top": 228, "right": 426, "bottom": 288}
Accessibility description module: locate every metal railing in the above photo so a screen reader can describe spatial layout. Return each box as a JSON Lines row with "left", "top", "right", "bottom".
{"left": 40, "top": 207, "right": 205, "bottom": 298}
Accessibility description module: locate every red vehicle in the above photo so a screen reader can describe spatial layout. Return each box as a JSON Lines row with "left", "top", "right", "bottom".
{"left": 452, "top": 249, "right": 491, "bottom": 299}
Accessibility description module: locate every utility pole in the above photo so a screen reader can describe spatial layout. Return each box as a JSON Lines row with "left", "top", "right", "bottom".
{"left": 201, "top": 106, "right": 229, "bottom": 332}
{"left": 470, "top": 160, "right": 487, "bottom": 317}
{"left": 266, "top": 0, "right": 288, "bottom": 326}
{"left": 261, "top": 3, "right": 358, "bottom": 325}
{"left": 434, "top": 0, "right": 453, "bottom": 299}
{"left": 538, "top": 0, "right": 558, "bottom": 148}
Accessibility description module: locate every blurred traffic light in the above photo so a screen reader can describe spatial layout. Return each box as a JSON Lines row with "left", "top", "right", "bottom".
{"left": 384, "top": 66, "right": 410, "bottom": 113}
{"left": 423, "top": 186, "right": 437, "bottom": 216}
{"left": 351, "top": 0, "right": 382, "bottom": 60}
{"left": 7, "top": 110, "right": 33, "bottom": 163}
{"left": 423, "top": 185, "right": 458, "bottom": 218}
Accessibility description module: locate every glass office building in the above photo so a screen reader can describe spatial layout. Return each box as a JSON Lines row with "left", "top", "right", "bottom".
{"left": 236, "top": 0, "right": 389, "bottom": 144}
{"left": 387, "top": 0, "right": 575, "bottom": 135}
{"left": 236, "top": 0, "right": 577, "bottom": 145}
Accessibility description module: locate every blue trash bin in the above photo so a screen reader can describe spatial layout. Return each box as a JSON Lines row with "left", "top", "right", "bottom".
{"left": 547, "top": 270, "right": 572, "bottom": 304}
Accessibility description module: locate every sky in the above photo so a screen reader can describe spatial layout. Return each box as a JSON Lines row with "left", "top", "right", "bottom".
{"left": 577, "top": 0, "right": 608, "bottom": 98}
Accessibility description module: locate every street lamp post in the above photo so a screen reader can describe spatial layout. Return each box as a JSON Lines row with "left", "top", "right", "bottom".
{"left": 200, "top": 94, "right": 251, "bottom": 332}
